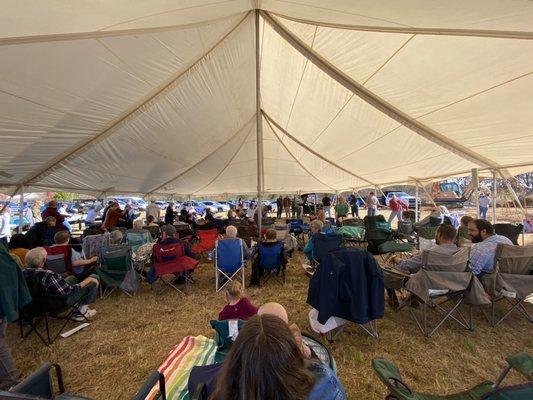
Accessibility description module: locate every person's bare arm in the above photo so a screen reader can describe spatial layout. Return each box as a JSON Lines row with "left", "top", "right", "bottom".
{"left": 79, "top": 276, "right": 99, "bottom": 287}
{"left": 72, "top": 256, "right": 98, "bottom": 267}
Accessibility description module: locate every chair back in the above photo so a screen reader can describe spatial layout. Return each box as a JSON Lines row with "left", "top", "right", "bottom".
{"left": 301, "top": 333, "right": 336, "bottom": 373}
{"left": 82, "top": 233, "right": 110, "bottom": 259}
{"left": 258, "top": 242, "right": 282, "bottom": 270}
{"left": 372, "top": 358, "right": 413, "bottom": 400}
{"left": 398, "top": 220, "right": 414, "bottom": 235}
{"left": 421, "top": 247, "right": 470, "bottom": 272}
{"left": 44, "top": 245, "right": 71, "bottom": 275}
{"left": 125, "top": 231, "right": 151, "bottom": 252}
{"left": 274, "top": 224, "right": 289, "bottom": 241}
{"left": 215, "top": 239, "right": 243, "bottom": 274}
{"left": 312, "top": 234, "right": 343, "bottom": 263}
{"left": 154, "top": 241, "right": 186, "bottom": 263}
{"left": 342, "top": 218, "right": 364, "bottom": 227}
{"left": 145, "top": 225, "right": 161, "bottom": 240}
{"left": 363, "top": 215, "right": 387, "bottom": 230}
{"left": 416, "top": 226, "right": 438, "bottom": 240}
{"left": 494, "top": 223, "right": 523, "bottom": 245}
{"left": 11, "top": 363, "right": 63, "bottom": 399}
{"left": 495, "top": 244, "right": 533, "bottom": 275}
{"left": 101, "top": 244, "right": 132, "bottom": 272}
{"left": 286, "top": 219, "right": 304, "bottom": 234}
{"left": 197, "top": 229, "right": 218, "bottom": 250}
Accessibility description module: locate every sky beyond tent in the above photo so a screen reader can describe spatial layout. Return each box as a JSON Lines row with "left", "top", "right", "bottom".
{"left": 1, "top": 1, "right": 532, "bottom": 198}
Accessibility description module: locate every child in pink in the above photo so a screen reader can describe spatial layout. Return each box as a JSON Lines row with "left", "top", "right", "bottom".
{"left": 218, "top": 281, "right": 258, "bottom": 321}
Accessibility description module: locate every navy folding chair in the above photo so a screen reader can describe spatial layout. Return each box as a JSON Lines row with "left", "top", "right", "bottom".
{"left": 258, "top": 242, "right": 285, "bottom": 285}
{"left": 215, "top": 239, "right": 245, "bottom": 292}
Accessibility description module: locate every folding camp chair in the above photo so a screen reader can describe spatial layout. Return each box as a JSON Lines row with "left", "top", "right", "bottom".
{"left": 124, "top": 229, "right": 152, "bottom": 252}
{"left": 131, "top": 242, "right": 154, "bottom": 277}
{"left": 372, "top": 352, "right": 532, "bottom": 400}
{"left": 44, "top": 253, "right": 68, "bottom": 276}
{"left": 96, "top": 244, "right": 137, "bottom": 298}
{"left": 405, "top": 247, "right": 473, "bottom": 337}
{"left": 173, "top": 223, "right": 193, "bottom": 240}
{"left": 82, "top": 233, "right": 110, "bottom": 262}
{"left": 145, "top": 225, "right": 161, "bottom": 240}
{"left": 258, "top": 242, "right": 285, "bottom": 285}
{"left": 6, "top": 363, "right": 67, "bottom": 399}
{"left": 132, "top": 371, "right": 166, "bottom": 400}
{"left": 152, "top": 241, "right": 199, "bottom": 295}
{"left": 20, "top": 274, "right": 90, "bottom": 346}
{"left": 415, "top": 225, "right": 438, "bottom": 251}
{"left": 191, "top": 229, "right": 218, "bottom": 255}
{"left": 274, "top": 223, "right": 290, "bottom": 241}
{"left": 214, "top": 239, "right": 245, "bottom": 292}
{"left": 395, "top": 220, "right": 416, "bottom": 243}
{"left": 237, "top": 225, "right": 259, "bottom": 247}
{"left": 301, "top": 333, "right": 338, "bottom": 375}
{"left": 366, "top": 220, "right": 414, "bottom": 262}
{"left": 481, "top": 244, "right": 533, "bottom": 327}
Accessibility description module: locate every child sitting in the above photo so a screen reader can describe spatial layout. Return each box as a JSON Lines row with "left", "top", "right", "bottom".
{"left": 218, "top": 281, "right": 258, "bottom": 321}
{"left": 258, "top": 302, "right": 312, "bottom": 359}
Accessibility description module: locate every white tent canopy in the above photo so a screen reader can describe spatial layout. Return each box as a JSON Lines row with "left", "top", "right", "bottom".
{"left": 1, "top": 1, "right": 532, "bottom": 198}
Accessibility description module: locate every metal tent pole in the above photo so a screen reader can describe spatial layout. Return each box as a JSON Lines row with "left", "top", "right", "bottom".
{"left": 415, "top": 182, "right": 420, "bottom": 222}
{"left": 492, "top": 170, "right": 497, "bottom": 224}
{"left": 255, "top": 9, "right": 264, "bottom": 240}
{"left": 472, "top": 168, "right": 480, "bottom": 218}
{"left": 18, "top": 185, "right": 24, "bottom": 233}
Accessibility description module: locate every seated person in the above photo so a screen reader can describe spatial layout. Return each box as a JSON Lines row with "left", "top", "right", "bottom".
{"left": 146, "top": 215, "right": 159, "bottom": 227}
{"left": 205, "top": 208, "right": 215, "bottom": 223}
{"left": 250, "top": 229, "right": 288, "bottom": 286}
{"left": 218, "top": 281, "right": 258, "bottom": 321}
{"left": 227, "top": 206, "right": 238, "bottom": 222}
{"left": 195, "top": 217, "right": 214, "bottom": 230}
{"left": 25, "top": 216, "right": 57, "bottom": 248}
{"left": 258, "top": 302, "right": 311, "bottom": 359}
{"left": 390, "top": 224, "right": 459, "bottom": 274}
{"left": 211, "top": 314, "right": 346, "bottom": 400}
{"left": 8, "top": 234, "right": 31, "bottom": 268}
{"left": 124, "top": 219, "right": 152, "bottom": 249}
{"left": 23, "top": 247, "right": 99, "bottom": 321}
{"left": 468, "top": 219, "right": 513, "bottom": 276}
{"left": 47, "top": 230, "right": 98, "bottom": 280}
{"left": 304, "top": 220, "right": 324, "bottom": 261}
{"left": 456, "top": 215, "right": 474, "bottom": 246}
{"left": 224, "top": 225, "right": 251, "bottom": 260}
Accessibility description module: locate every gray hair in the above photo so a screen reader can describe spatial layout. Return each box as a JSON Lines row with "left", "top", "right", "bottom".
{"left": 133, "top": 218, "right": 143, "bottom": 229}
{"left": 226, "top": 225, "right": 238, "bottom": 238}
{"left": 25, "top": 247, "right": 47, "bottom": 268}
{"left": 109, "top": 230, "right": 123, "bottom": 245}
{"left": 310, "top": 219, "right": 324, "bottom": 231}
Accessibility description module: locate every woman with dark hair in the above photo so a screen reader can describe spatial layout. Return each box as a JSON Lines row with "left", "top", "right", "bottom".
{"left": 211, "top": 314, "right": 345, "bottom": 400}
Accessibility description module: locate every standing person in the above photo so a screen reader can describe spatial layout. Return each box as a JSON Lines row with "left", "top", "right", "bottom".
{"left": 322, "top": 194, "right": 332, "bottom": 218}
{"left": 25, "top": 216, "right": 57, "bottom": 248}
{"left": 334, "top": 196, "right": 349, "bottom": 223}
{"left": 41, "top": 201, "right": 67, "bottom": 230}
{"left": 276, "top": 196, "right": 283, "bottom": 219}
{"left": 478, "top": 192, "right": 491, "bottom": 220}
{"left": 0, "top": 207, "right": 10, "bottom": 246}
{"left": 0, "top": 240, "right": 31, "bottom": 390}
{"left": 366, "top": 191, "right": 378, "bottom": 217}
{"left": 123, "top": 204, "right": 136, "bottom": 229}
{"left": 348, "top": 193, "right": 359, "bottom": 218}
{"left": 31, "top": 200, "right": 42, "bottom": 223}
{"left": 23, "top": 202, "right": 35, "bottom": 228}
{"left": 84, "top": 205, "right": 98, "bottom": 228}
{"left": 291, "top": 196, "right": 297, "bottom": 218}
{"left": 102, "top": 202, "right": 123, "bottom": 231}
{"left": 296, "top": 195, "right": 304, "bottom": 219}
{"left": 283, "top": 195, "right": 291, "bottom": 219}
{"left": 146, "top": 200, "right": 160, "bottom": 222}
{"left": 164, "top": 202, "right": 175, "bottom": 225}
{"left": 388, "top": 194, "right": 405, "bottom": 225}
{"left": 101, "top": 200, "right": 113, "bottom": 223}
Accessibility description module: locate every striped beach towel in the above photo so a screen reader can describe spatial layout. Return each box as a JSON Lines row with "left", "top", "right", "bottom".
{"left": 147, "top": 335, "right": 217, "bottom": 400}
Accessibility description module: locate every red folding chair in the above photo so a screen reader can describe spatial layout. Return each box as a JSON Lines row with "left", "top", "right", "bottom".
{"left": 153, "top": 241, "right": 198, "bottom": 294}
{"left": 191, "top": 229, "right": 218, "bottom": 255}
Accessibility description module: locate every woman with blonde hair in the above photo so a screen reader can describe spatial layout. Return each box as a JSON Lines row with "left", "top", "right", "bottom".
{"left": 218, "top": 280, "right": 258, "bottom": 321}
{"left": 334, "top": 196, "right": 349, "bottom": 222}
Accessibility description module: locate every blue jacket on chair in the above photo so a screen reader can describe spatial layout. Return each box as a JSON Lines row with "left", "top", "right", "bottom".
{"left": 307, "top": 248, "right": 384, "bottom": 325}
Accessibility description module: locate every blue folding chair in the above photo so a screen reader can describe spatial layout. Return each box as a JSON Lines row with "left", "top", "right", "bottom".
{"left": 258, "top": 242, "right": 285, "bottom": 285}
{"left": 215, "top": 238, "right": 245, "bottom": 292}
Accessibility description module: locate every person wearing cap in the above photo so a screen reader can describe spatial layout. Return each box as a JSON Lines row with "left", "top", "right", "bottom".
{"left": 41, "top": 200, "right": 67, "bottom": 230}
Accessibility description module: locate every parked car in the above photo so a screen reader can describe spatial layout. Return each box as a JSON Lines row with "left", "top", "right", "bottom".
{"left": 200, "top": 201, "right": 230, "bottom": 212}
{"left": 179, "top": 201, "right": 206, "bottom": 214}
{"left": 382, "top": 191, "right": 420, "bottom": 209}
{"left": 154, "top": 200, "right": 169, "bottom": 209}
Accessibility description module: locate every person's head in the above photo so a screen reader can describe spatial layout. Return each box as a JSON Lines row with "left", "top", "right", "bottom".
{"left": 264, "top": 229, "right": 277, "bottom": 242}
{"left": 225, "top": 280, "right": 243, "bottom": 302}
{"left": 225, "top": 225, "right": 238, "bottom": 238}
{"left": 25, "top": 247, "right": 47, "bottom": 269}
{"left": 109, "top": 230, "right": 123, "bottom": 245}
{"left": 53, "top": 230, "right": 70, "bottom": 245}
{"left": 309, "top": 219, "right": 323, "bottom": 234}
{"left": 258, "top": 302, "right": 289, "bottom": 324}
{"left": 468, "top": 219, "right": 494, "bottom": 243}
{"left": 48, "top": 200, "right": 57, "bottom": 208}
{"left": 338, "top": 196, "right": 346, "bottom": 204}
{"left": 8, "top": 234, "right": 30, "bottom": 250}
{"left": 211, "top": 314, "right": 315, "bottom": 400}
{"left": 435, "top": 224, "right": 457, "bottom": 245}
{"left": 133, "top": 219, "right": 143, "bottom": 229}
{"left": 161, "top": 224, "right": 176, "bottom": 239}
{"left": 151, "top": 200, "right": 155, "bottom": 203}
{"left": 44, "top": 216, "right": 56, "bottom": 227}
{"left": 168, "top": 202, "right": 174, "bottom": 208}
{"left": 317, "top": 210, "right": 325, "bottom": 222}
{"left": 369, "top": 191, "right": 374, "bottom": 196}
{"left": 206, "top": 207, "right": 212, "bottom": 214}
{"left": 146, "top": 215, "right": 155, "bottom": 224}
{"left": 460, "top": 215, "right": 474, "bottom": 227}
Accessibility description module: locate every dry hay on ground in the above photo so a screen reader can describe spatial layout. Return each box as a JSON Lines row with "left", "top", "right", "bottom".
{"left": 7, "top": 249, "right": 532, "bottom": 399}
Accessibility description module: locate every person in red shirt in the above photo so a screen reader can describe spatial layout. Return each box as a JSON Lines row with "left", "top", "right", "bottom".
{"left": 218, "top": 281, "right": 258, "bottom": 321}
{"left": 40, "top": 201, "right": 67, "bottom": 231}
{"left": 101, "top": 202, "right": 123, "bottom": 230}
{"left": 388, "top": 194, "right": 407, "bottom": 226}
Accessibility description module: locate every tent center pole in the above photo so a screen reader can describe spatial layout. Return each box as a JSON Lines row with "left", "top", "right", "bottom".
{"left": 18, "top": 185, "right": 24, "bottom": 233}
{"left": 255, "top": 9, "right": 264, "bottom": 241}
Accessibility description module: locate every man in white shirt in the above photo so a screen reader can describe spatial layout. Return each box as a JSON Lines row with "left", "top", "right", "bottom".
{"left": 478, "top": 193, "right": 491, "bottom": 220}
{"left": 0, "top": 207, "right": 11, "bottom": 246}
{"left": 146, "top": 200, "right": 160, "bottom": 222}
{"left": 366, "top": 191, "right": 378, "bottom": 217}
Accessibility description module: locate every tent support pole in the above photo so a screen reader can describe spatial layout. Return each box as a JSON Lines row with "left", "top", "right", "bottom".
{"left": 255, "top": 9, "right": 264, "bottom": 240}
{"left": 410, "top": 177, "right": 437, "bottom": 208}
{"left": 18, "top": 185, "right": 24, "bottom": 233}
{"left": 492, "top": 170, "right": 497, "bottom": 225}
{"left": 415, "top": 182, "right": 419, "bottom": 222}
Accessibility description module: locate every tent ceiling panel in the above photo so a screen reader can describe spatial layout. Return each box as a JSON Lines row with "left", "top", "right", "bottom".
{"left": 0, "top": 0, "right": 250, "bottom": 39}
{"left": 262, "top": 0, "right": 533, "bottom": 32}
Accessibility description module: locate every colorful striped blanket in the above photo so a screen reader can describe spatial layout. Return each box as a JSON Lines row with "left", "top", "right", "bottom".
{"left": 147, "top": 335, "right": 217, "bottom": 400}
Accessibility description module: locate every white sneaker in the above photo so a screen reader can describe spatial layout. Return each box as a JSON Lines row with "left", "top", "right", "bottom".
{"left": 71, "top": 308, "right": 97, "bottom": 322}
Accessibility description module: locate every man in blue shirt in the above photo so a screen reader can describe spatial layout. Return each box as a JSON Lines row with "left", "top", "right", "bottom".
{"left": 468, "top": 219, "right": 513, "bottom": 276}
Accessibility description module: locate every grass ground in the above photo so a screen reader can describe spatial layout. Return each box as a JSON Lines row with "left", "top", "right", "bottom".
{"left": 6, "top": 207, "right": 533, "bottom": 399}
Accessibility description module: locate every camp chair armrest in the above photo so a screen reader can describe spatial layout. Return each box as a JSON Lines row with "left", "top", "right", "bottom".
{"left": 132, "top": 371, "right": 166, "bottom": 400}
{"left": 12, "top": 363, "right": 65, "bottom": 396}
